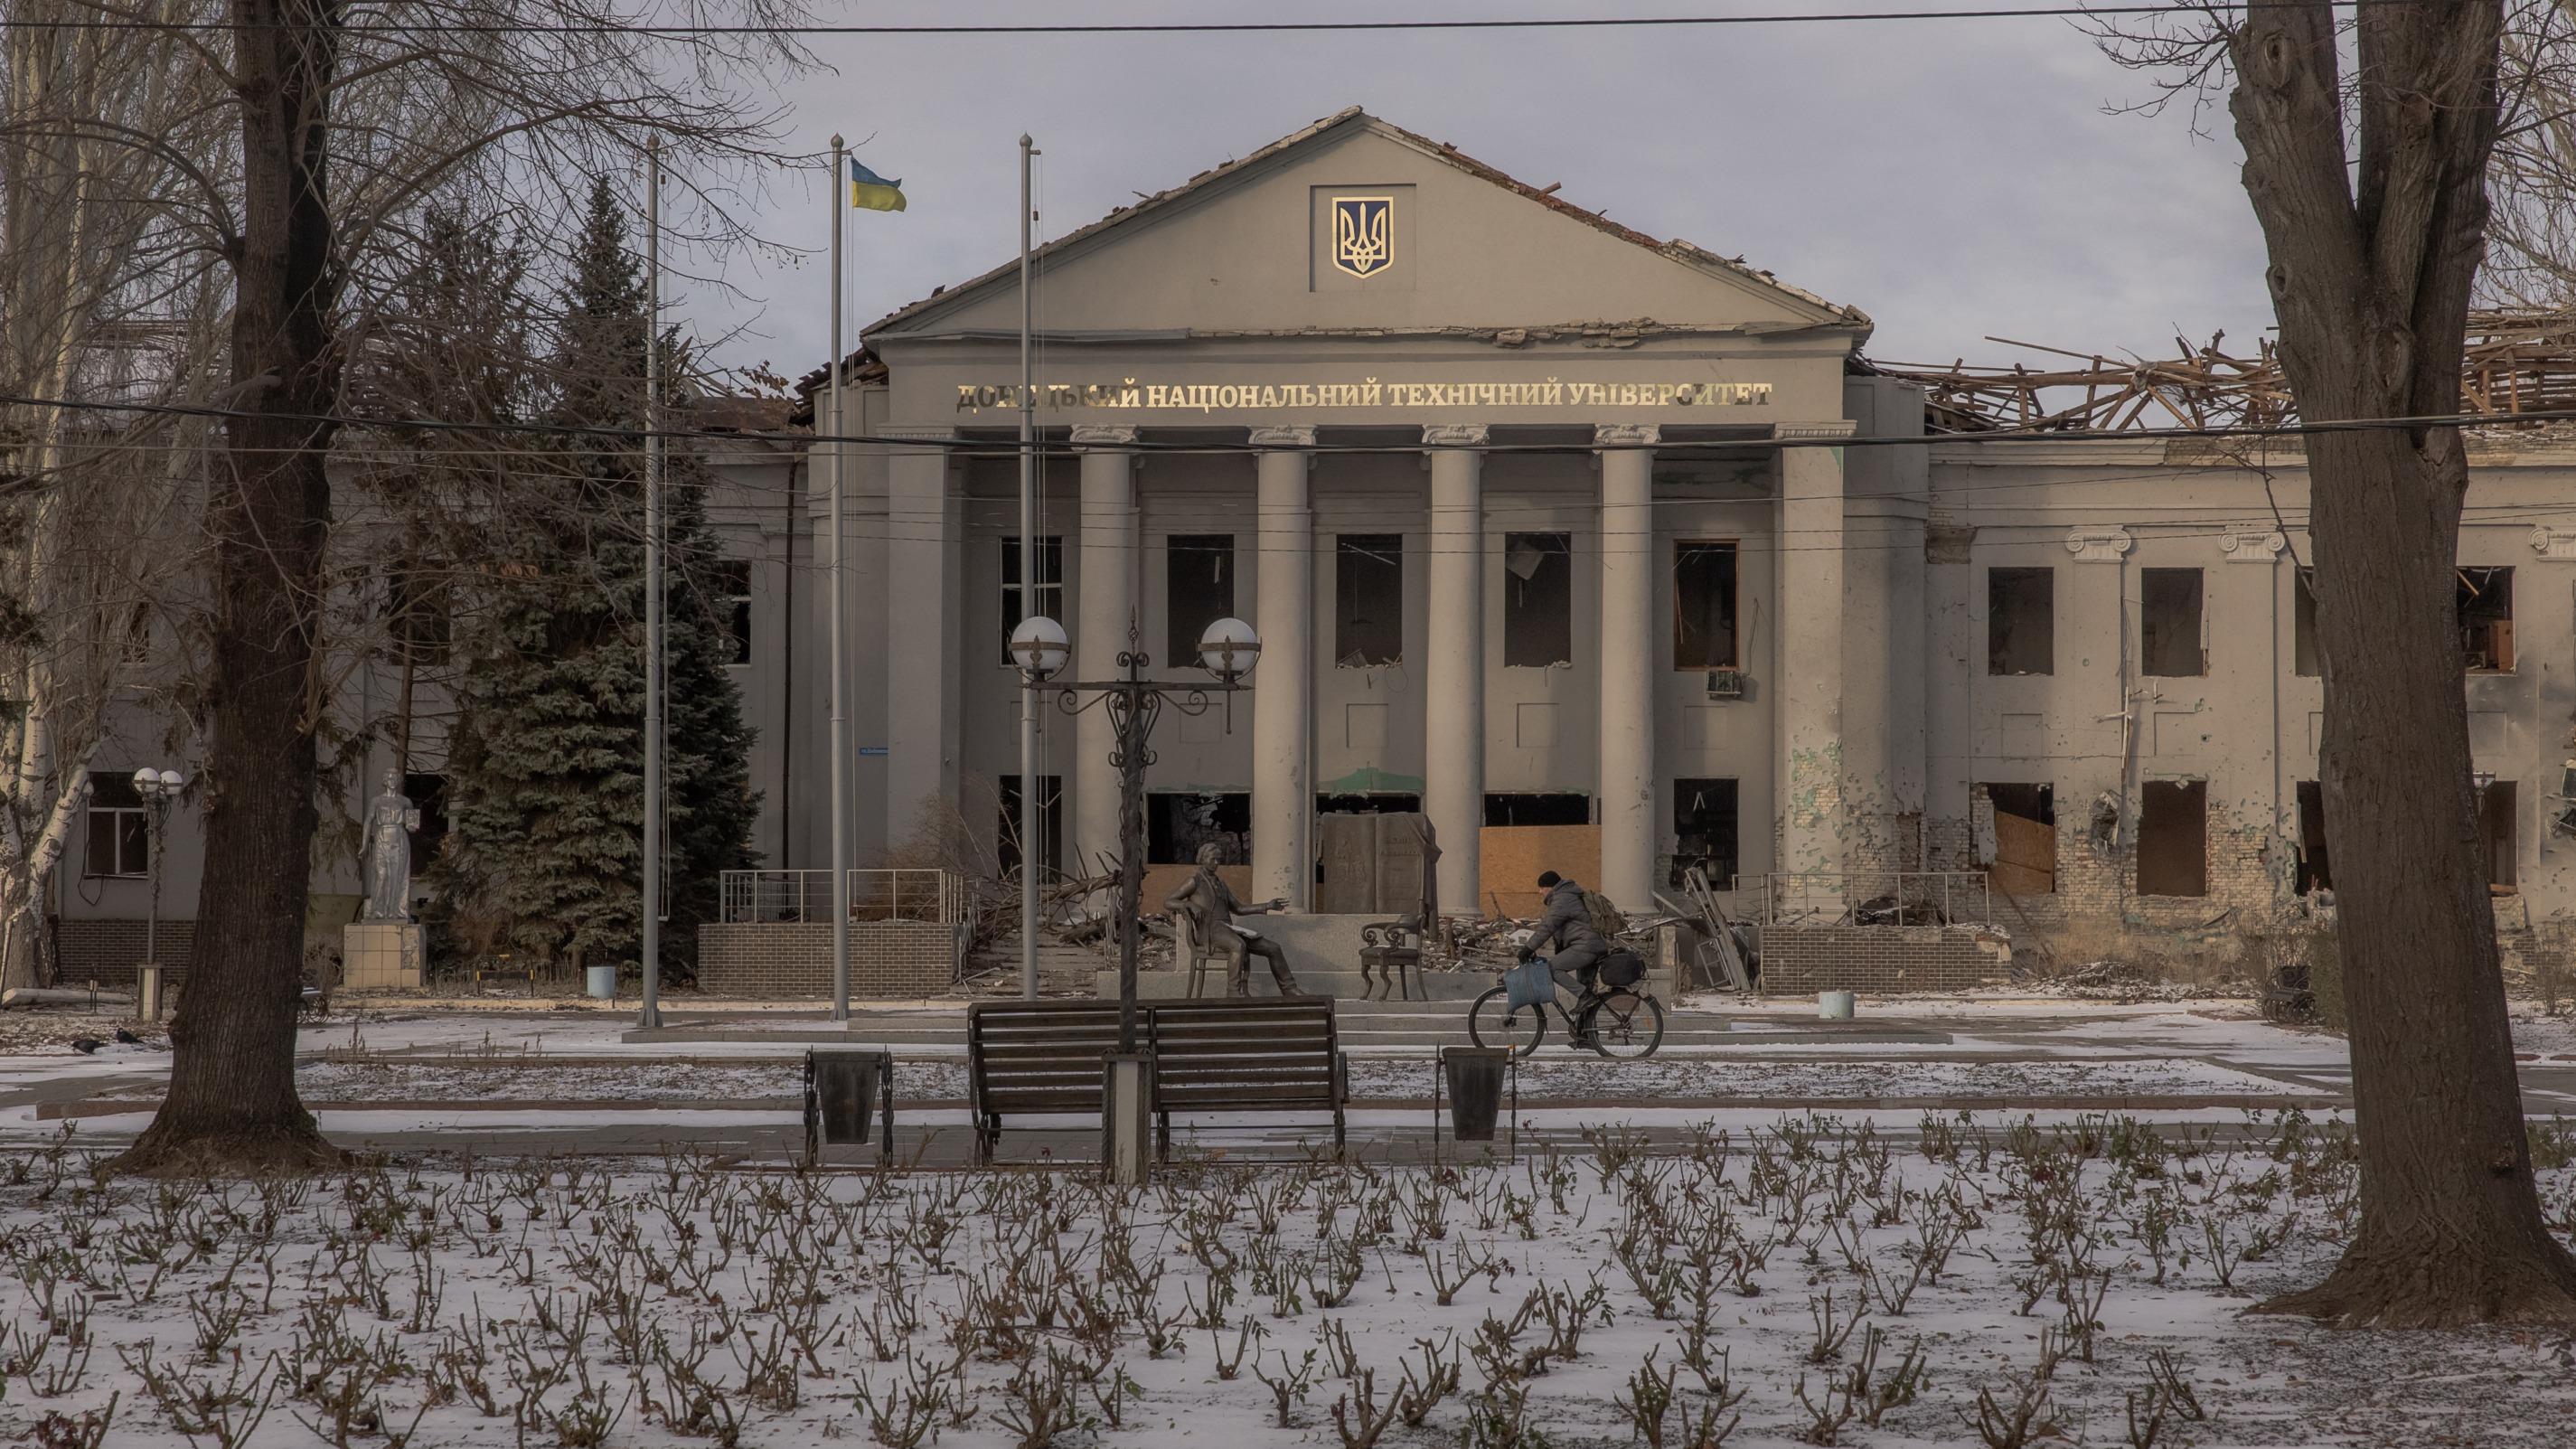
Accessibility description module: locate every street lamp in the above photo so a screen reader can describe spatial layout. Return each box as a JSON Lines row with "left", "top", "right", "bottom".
{"left": 133, "top": 767, "right": 183, "bottom": 1020}
{"left": 1016, "top": 616, "right": 1260, "bottom": 1178}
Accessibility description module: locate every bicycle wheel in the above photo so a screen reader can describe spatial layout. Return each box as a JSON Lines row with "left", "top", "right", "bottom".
{"left": 1469, "top": 986, "right": 1547, "bottom": 1059}
{"left": 1582, "top": 991, "right": 1666, "bottom": 1059}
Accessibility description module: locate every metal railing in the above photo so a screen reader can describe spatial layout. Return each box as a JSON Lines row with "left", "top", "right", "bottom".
{"left": 1759, "top": 871, "right": 1992, "bottom": 927}
{"left": 719, "top": 869, "right": 962, "bottom": 925}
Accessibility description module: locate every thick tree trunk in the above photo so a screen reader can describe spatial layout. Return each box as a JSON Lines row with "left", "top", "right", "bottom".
{"left": 113, "top": 0, "right": 343, "bottom": 1177}
{"left": 2230, "top": 0, "right": 2576, "bottom": 1324}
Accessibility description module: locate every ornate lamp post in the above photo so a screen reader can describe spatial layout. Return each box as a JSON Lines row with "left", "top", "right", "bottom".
{"left": 133, "top": 767, "right": 183, "bottom": 1019}
{"left": 1011, "top": 615, "right": 1262, "bottom": 1056}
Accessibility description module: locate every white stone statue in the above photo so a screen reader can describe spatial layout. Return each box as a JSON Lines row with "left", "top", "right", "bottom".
{"left": 361, "top": 769, "right": 421, "bottom": 922}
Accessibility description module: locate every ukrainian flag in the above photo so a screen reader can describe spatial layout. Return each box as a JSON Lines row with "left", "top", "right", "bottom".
{"left": 848, "top": 159, "right": 906, "bottom": 212}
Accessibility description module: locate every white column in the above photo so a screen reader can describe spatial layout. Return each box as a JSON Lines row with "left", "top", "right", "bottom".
{"left": 1251, "top": 426, "right": 1315, "bottom": 908}
{"left": 1595, "top": 423, "right": 1658, "bottom": 912}
{"left": 1072, "top": 425, "right": 1141, "bottom": 877}
{"left": 1423, "top": 424, "right": 1488, "bottom": 921}
{"left": 1775, "top": 421, "right": 1855, "bottom": 877}
{"left": 884, "top": 428, "right": 963, "bottom": 847}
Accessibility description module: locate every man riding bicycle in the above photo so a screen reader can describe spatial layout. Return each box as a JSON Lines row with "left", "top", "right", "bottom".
{"left": 1521, "top": 870, "right": 1612, "bottom": 1000}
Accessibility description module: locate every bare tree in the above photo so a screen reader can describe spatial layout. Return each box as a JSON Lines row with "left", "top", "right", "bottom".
{"left": 2485, "top": 1, "right": 2576, "bottom": 305}
{"left": 4, "top": 0, "right": 816, "bottom": 1176}
{"left": 2099, "top": 0, "right": 2576, "bottom": 1325}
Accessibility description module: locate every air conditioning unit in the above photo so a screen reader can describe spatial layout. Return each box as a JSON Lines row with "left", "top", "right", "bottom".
{"left": 1706, "top": 668, "right": 1746, "bottom": 701}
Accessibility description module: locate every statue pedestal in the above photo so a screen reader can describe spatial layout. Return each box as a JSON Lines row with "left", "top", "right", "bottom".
{"left": 343, "top": 922, "right": 423, "bottom": 992}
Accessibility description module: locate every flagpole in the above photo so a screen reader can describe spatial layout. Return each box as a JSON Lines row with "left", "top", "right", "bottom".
{"left": 641, "top": 136, "right": 665, "bottom": 1030}
{"left": 829, "top": 135, "right": 852, "bottom": 1023}
{"left": 1018, "top": 133, "right": 1040, "bottom": 1002}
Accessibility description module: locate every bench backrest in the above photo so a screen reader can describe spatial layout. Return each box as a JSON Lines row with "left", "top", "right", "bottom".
{"left": 967, "top": 1000, "right": 1128, "bottom": 1117}
{"left": 1149, "top": 997, "right": 1340, "bottom": 1108}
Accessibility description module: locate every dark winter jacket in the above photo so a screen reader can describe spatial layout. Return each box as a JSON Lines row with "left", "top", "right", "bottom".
{"left": 1535, "top": 880, "right": 1609, "bottom": 955}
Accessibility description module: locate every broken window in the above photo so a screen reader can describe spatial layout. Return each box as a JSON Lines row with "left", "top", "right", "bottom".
{"left": 2140, "top": 568, "right": 2205, "bottom": 677}
{"left": 1148, "top": 791, "right": 1251, "bottom": 866}
{"left": 83, "top": 770, "right": 149, "bottom": 879}
{"left": 999, "top": 537, "right": 1064, "bottom": 663}
{"left": 1669, "top": 777, "right": 1740, "bottom": 890}
{"left": 1987, "top": 567, "right": 2054, "bottom": 676}
{"left": 1502, "top": 533, "right": 1573, "bottom": 668}
{"left": 2295, "top": 781, "right": 2332, "bottom": 895}
{"left": 1334, "top": 534, "right": 1403, "bottom": 666}
{"left": 998, "top": 775, "right": 1063, "bottom": 879}
{"left": 1979, "top": 783, "right": 2056, "bottom": 896}
{"left": 1672, "top": 541, "right": 1739, "bottom": 670}
{"left": 1315, "top": 792, "right": 1421, "bottom": 816}
{"left": 711, "top": 559, "right": 752, "bottom": 665}
{"left": 2293, "top": 568, "right": 2320, "bottom": 677}
{"left": 2458, "top": 566, "right": 2513, "bottom": 672}
{"left": 2479, "top": 779, "right": 2517, "bottom": 891}
{"left": 1483, "top": 793, "right": 1590, "bottom": 827}
{"left": 1165, "top": 534, "right": 1235, "bottom": 663}
{"left": 2136, "top": 779, "right": 2208, "bottom": 898}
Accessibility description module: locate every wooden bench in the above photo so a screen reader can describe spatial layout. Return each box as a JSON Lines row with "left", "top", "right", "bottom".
{"left": 1149, "top": 996, "right": 1347, "bottom": 1155}
{"left": 964, "top": 997, "right": 1348, "bottom": 1162}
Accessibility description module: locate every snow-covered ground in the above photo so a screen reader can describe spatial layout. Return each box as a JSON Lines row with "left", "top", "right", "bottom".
{"left": 1, "top": 1110, "right": 2570, "bottom": 1446}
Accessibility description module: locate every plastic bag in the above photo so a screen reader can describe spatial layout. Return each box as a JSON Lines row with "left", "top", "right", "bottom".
{"left": 1505, "top": 958, "right": 1555, "bottom": 1011}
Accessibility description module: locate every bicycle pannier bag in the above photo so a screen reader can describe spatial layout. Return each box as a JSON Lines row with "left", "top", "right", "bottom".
{"left": 1599, "top": 951, "right": 1647, "bottom": 989}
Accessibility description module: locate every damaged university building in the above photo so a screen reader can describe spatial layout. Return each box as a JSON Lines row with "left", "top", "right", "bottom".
{"left": 710, "top": 108, "right": 2576, "bottom": 992}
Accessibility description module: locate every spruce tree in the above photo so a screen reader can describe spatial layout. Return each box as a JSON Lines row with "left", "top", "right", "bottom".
{"left": 435, "top": 176, "right": 757, "bottom": 975}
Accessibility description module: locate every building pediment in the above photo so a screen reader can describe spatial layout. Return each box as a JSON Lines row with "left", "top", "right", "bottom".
{"left": 865, "top": 108, "right": 1868, "bottom": 350}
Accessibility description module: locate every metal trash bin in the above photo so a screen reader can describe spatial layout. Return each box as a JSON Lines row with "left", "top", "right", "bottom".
{"left": 1440, "top": 1047, "right": 1510, "bottom": 1143}
{"left": 804, "top": 1049, "right": 894, "bottom": 1162}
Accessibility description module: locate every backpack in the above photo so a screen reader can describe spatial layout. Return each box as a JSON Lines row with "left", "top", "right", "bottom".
{"left": 1582, "top": 889, "right": 1629, "bottom": 938}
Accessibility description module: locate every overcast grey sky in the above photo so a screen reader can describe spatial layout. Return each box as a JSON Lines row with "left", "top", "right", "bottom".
{"left": 675, "top": 2, "right": 2275, "bottom": 381}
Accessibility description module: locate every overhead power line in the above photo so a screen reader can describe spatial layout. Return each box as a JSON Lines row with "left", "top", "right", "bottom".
{"left": 0, "top": 5, "right": 2338, "bottom": 38}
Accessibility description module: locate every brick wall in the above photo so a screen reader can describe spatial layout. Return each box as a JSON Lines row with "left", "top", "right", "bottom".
{"left": 52, "top": 918, "right": 195, "bottom": 986}
{"left": 1761, "top": 924, "right": 2005, "bottom": 993}
{"left": 695, "top": 921, "right": 956, "bottom": 999}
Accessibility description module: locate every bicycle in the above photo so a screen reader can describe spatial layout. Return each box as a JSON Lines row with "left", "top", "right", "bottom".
{"left": 1468, "top": 954, "right": 1666, "bottom": 1059}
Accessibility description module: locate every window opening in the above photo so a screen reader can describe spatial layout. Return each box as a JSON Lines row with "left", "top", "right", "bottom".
{"left": 998, "top": 775, "right": 1063, "bottom": 879}
{"left": 999, "top": 537, "right": 1064, "bottom": 663}
{"left": 1987, "top": 566, "right": 2054, "bottom": 675}
{"left": 1148, "top": 792, "right": 1251, "bottom": 865}
{"left": 1483, "top": 793, "right": 1590, "bottom": 827}
{"left": 403, "top": 773, "right": 450, "bottom": 872}
{"left": 2294, "top": 568, "right": 2320, "bottom": 677}
{"left": 2295, "top": 781, "right": 2332, "bottom": 895}
{"left": 1502, "top": 533, "right": 1573, "bottom": 667}
{"left": 2136, "top": 779, "right": 2208, "bottom": 898}
{"left": 1669, "top": 777, "right": 1740, "bottom": 890}
{"left": 711, "top": 560, "right": 752, "bottom": 665}
{"left": 1672, "top": 541, "right": 1738, "bottom": 670}
{"left": 386, "top": 563, "right": 452, "bottom": 665}
{"left": 83, "top": 770, "right": 149, "bottom": 879}
{"left": 1165, "top": 534, "right": 1236, "bottom": 664}
{"left": 2140, "top": 568, "right": 2205, "bottom": 677}
{"left": 2458, "top": 566, "right": 2514, "bottom": 672}
{"left": 1334, "top": 534, "right": 1403, "bottom": 666}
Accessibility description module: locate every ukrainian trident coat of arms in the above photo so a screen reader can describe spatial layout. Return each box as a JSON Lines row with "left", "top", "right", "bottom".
{"left": 1330, "top": 196, "right": 1394, "bottom": 278}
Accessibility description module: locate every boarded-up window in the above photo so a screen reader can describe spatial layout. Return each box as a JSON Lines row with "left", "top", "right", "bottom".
{"left": 2295, "top": 780, "right": 2331, "bottom": 894}
{"left": 2293, "top": 568, "right": 2320, "bottom": 677}
{"left": 1980, "top": 783, "right": 2055, "bottom": 896}
{"left": 2480, "top": 780, "right": 2517, "bottom": 890}
{"left": 1165, "top": 534, "right": 1235, "bottom": 663}
{"left": 1988, "top": 567, "right": 2054, "bottom": 675}
{"left": 2459, "top": 567, "right": 2513, "bottom": 672}
{"left": 2140, "top": 568, "right": 2205, "bottom": 677}
{"left": 1335, "top": 534, "right": 1403, "bottom": 666}
{"left": 2136, "top": 780, "right": 2208, "bottom": 898}
{"left": 1672, "top": 541, "right": 1738, "bottom": 669}
{"left": 1669, "top": 777, "right": 1739, "bottom": 890}
{"left": 1502, "top": 533, "right": 1573, "bottom": 667}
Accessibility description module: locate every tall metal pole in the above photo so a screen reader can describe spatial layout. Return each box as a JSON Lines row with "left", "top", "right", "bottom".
{"left": 1017, "top": 134, "right": 1040, "bottom": 1000}
{"left": 829, "top": 136, "right": 852, "bottom": 1022}
{"left": 640, "top": 136, "right": 665, "bottom": 1030}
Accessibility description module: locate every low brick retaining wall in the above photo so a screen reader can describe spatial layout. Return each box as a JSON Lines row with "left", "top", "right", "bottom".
{"left": 695, "top": 921, "right": 957, "bottom": 999}
{"left": 1760, "top": 925, "right": 2007, "bottom": 993}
